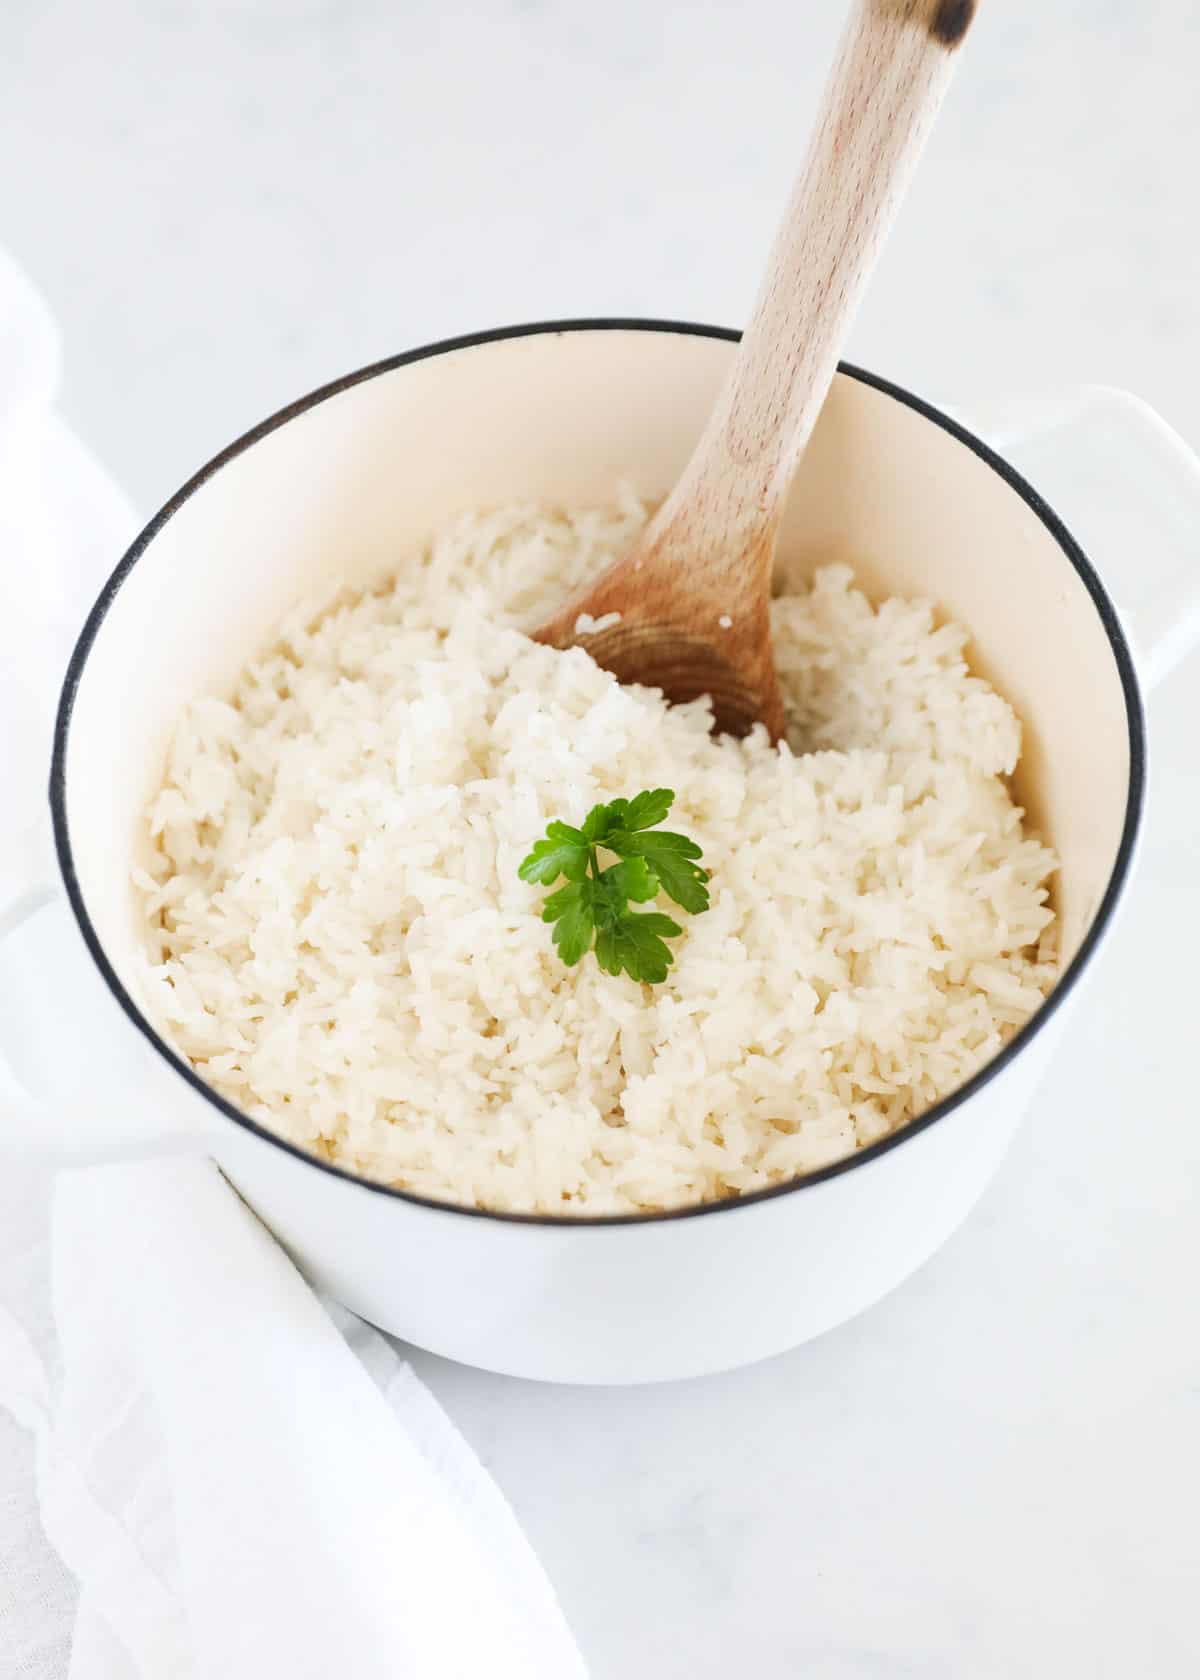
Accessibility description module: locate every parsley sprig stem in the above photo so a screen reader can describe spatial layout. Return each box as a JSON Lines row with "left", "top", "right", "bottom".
{"left": 519, "top": 789, "right": 709, "bottom": 983}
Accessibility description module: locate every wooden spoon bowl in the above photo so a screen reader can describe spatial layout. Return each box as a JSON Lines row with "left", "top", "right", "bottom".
{"left": 534, "top": 519, "right": 783, "bottom": 739}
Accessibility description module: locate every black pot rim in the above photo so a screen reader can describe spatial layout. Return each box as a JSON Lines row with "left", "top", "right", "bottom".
{"left": 49, "top": 318, "right": 1148, "bottom": 1228}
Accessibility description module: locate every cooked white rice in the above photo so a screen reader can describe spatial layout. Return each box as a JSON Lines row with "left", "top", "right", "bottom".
{"left": 136, "top": 495, "right": 1057, "bottom": 1215}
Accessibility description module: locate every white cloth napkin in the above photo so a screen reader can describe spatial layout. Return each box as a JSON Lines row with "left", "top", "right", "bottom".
{"left": 0, "top": 247, "right": 587, "bottom": 1680}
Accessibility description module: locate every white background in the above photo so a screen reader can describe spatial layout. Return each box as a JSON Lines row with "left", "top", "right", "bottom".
{"left": 3, "top": 2, "right": 1200, "bottom": 1675}
{"left": 5, "top": 0, "right": 1200, "bottom": 508}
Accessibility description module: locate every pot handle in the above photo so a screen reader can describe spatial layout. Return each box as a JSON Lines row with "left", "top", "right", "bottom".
{"left": 0, "top": 887, "right": 221, "bottom": 1163}
{"left": 965, "top": 384, "right": 1200, "bottom": 693}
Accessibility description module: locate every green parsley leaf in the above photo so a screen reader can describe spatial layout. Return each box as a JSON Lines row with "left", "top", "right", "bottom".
{"left": 595, "top": 911, "right": 683, "bottom": 984}
{"left": 540, "top": 878, "right": 596, "bottom": 965}
{"left": 517, "top": 821, "right": 588, "bottom": 886}
{"left": 621, "top": 787, "right": 675, "bottom": 831}
{"left": 518, "top": 790, "right": 709, "bottom": 982}
{"left": 580, "top": 802, "right": 624, "bottom": 847}
{"left": 602, "top": 855, "right": 659, "bottom": 905}
{"left": 605, "top": 827, "right": 710, "bottom": 915}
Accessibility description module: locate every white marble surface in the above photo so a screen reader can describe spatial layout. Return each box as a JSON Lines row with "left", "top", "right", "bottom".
{"left": 3, "top": 1, "right": 1200, "bottom": 1674}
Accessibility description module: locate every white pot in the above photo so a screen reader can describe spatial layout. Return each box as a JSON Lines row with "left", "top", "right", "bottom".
{"left": 5, "top": 324, "right": 1199, "bottom": 1384}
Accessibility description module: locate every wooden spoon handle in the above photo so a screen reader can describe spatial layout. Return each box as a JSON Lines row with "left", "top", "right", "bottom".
{"left": 532, "top": 0, "right": 977, "bottom": 742}
{"left": 657, "top": 0, "right": 977, "bottom": 554}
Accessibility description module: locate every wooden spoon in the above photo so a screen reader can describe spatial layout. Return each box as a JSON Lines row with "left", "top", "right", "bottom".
{"left": 533, "top": 0, "right": 978, "bottom": 739}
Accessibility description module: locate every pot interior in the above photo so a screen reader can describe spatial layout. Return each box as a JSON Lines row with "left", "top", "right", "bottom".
{"left": 58, "top": 326, "right": 1135, "bottom": 1054}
